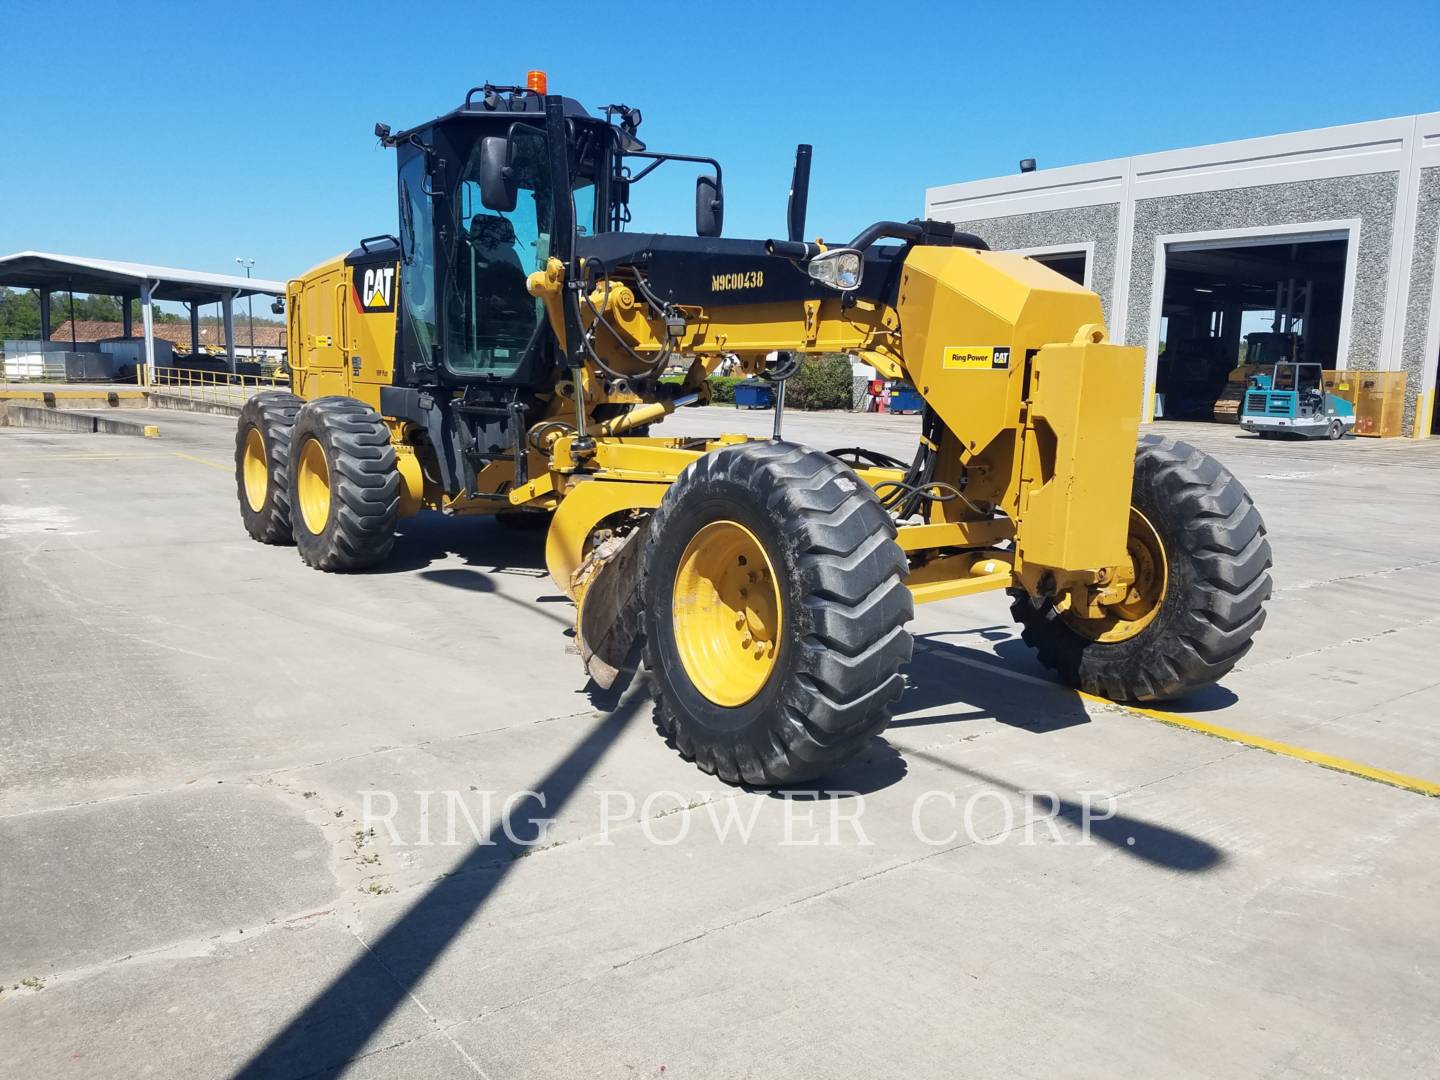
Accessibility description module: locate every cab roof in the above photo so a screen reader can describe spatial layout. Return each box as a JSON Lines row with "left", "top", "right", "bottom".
{"left": 384, "top": 87, "right": 596, "bottom": 146}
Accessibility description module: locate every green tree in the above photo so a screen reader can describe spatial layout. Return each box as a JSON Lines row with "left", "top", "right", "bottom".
{"left": 0, "top": 287, "right": 193, "bottom": 338}
{"left": 785, "top": 354, "right": 853, "bottom": 410}
{"left": 0, "top": 288, "right": 44, "bottom": 340}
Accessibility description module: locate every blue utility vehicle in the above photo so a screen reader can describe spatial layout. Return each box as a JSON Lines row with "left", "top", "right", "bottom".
{"left": 1240, "top": 361, "right": 1354, "bottom": 440}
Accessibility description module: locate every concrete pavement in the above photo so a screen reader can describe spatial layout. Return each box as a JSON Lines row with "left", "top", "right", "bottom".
{"left": 2, "top": 407, "right": 1437, "bottom": 1078}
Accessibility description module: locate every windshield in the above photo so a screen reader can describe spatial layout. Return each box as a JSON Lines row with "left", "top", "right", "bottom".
{"left": 398, "top": 123, "right": 603, "bottom": 382}
{"left": 444, "top": 128, "right": 602, "bottom": 379}
{"left": 1274, "top": 364, "right": 1321, "bottom": 393}
{"left": 444, "top": 128, "right": 552, "bottom": 377}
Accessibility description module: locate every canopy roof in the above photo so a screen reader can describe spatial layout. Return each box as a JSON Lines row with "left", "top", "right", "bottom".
{"left": 0, "top": 251, "right": 285, "bottom": 303}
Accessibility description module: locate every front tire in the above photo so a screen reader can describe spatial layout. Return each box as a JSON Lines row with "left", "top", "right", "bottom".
{"left": 235, "top": 391, "right": 303, "bottom": 544}
{"left": 289, "top": 397, "right": 400, "bottom": 572}
{"left": 1010, "top": 434, "right": 1271, "bottom": 701}
{"left": 642, "top": 442, "right": 913, "bottom": 786}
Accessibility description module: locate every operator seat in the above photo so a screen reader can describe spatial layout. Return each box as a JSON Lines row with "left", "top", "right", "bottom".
{"left": 466, "top": 214, "right": 533, "bottom": 347}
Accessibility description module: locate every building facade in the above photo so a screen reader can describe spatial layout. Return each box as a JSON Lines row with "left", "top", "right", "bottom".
{"left": 925, "top": 112, "right": 1440, "bottom": 437}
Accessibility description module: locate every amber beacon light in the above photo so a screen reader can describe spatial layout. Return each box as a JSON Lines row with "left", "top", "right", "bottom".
{"left": 527, "top": 70, "right": 548, "bottom": 94}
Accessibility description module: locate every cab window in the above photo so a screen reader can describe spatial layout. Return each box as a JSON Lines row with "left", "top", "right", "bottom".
{"left": 444, "top": 129, "right": 551, "bottom": 377}
{"left": 397, "top": 152, "right": 437, "bottom": 367}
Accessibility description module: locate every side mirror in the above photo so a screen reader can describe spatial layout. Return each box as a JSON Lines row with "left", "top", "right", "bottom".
{"left": 479, "top": 137, "right": 517, "bottom": 212}
{"left": 270, "top": 298, "right": 284, "bottom": 315}
{"left": 695, "top": 174, "right": 723, "bottom": 238}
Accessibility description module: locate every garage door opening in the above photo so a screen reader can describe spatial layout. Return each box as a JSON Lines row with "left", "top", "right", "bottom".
{"left": 1154, "top": 235, "right": 1348, "bottom": 423}
{"left": 1030, "top": 249, "right": 1087, "bottom": 286}
{"left": 1431, "top": 348, "right": 1440, "bottom": 436}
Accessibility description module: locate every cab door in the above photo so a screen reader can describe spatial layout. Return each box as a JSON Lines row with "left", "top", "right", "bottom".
{"left": 294, "top": 267, "right": 347, "bottom": 398}
{"left": 343, "top": 252, "right": 401, "bottom": 413}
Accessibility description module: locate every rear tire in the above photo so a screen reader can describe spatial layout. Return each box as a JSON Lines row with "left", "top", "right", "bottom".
{"left": 1328, "top": 419, "right": 1345, "bottom": 440}
{"left": 1010, "top": 434, "right": 1271, "bottom": 701}
{"left": 642, "top": 442, "right": 913, "bottom": 786}
{"left": 289, "top": 397, "right": 400, "bottom": 572}
{"left": 235, "top": 391, "right": 303, "bottom": 544}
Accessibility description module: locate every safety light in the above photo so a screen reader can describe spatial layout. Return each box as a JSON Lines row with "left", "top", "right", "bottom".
{"left": 527, "top": 70, "right": 548, "bottom": 95}
{"left": 807, "top": 248, "right": 863, "bottom": 292}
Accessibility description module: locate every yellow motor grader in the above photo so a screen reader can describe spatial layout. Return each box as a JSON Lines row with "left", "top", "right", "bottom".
{"left": 235, "top": 76, "right": 1271, "bottom": 784}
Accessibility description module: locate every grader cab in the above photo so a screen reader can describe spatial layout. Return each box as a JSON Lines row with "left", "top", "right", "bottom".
{"left": 235, "top": 75, "right": 1271, "bottom": 784}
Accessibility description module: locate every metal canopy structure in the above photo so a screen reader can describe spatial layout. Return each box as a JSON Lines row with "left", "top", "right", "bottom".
{"left": 0, "top": 251, "right": 287, "bottom": 379}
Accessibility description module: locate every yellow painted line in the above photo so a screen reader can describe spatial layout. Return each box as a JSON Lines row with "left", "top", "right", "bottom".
{"left": 29, "top": 453, "right": 166, "bottom": 460}
{"left": 0, "top": 389, "right": 148, "bottom": 400}
{"left": 14, "top": 448, "right": 223, "bottom": 467}
{"left": 172, "top": 451, "right": 229, "bottom": 471}
{"left": 1083, "top": 692, "right": 1440, "bottom": 797}
{"left": 937, "top": 651, "right": 1440, "bottom": 797}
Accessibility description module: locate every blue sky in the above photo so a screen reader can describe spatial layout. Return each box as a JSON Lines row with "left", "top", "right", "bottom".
{"left": 3, "top": 0, "right": 1437, "bottom": 302}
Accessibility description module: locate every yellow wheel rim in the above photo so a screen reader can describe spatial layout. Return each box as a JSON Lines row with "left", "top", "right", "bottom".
{"left": 242, "top": 425, "right": 269, "bottom": 513}
{"left": 672, "top": 520, "right": 783, "bottom": 707}
{"left": 296, "top": 436, "right": 331, "bottom": 535}
{"left": 1062, "top": 508, "right": 1168, "bottom": 643}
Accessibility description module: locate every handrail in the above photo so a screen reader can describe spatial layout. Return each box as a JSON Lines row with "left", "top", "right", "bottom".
{"left": 144, "top": 365, "right": 290, "bottom": 404}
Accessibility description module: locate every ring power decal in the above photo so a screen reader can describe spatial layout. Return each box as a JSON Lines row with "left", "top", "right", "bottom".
{"left": 942, "top": 345, "right": 1011, "bottom": 371}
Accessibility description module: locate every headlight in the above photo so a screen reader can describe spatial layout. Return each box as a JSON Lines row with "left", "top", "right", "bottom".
{"left": 806, "top": 248, "right": 863, "bottom": 292}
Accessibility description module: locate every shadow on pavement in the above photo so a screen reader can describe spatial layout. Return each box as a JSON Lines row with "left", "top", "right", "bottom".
{"left": 1144, "top": 681, "right": 1240, "bottom": 713}
{"left": 230, "top": 622, "right": 1222, "bottom": 1076}
{"left": 394, "top": 509, "right": 573, "bottom": 630}
{"left": 415, "top": 566, "right": 574, "bottom": 630}
{"left": 230, "top": 675, "right": 643, "bottom": 1080}
{"left": 889, "top": 637, "right": 1225, "bottom": 871}
{"left": 382, "top": 510, "right": 549, "bottom": 574}
{"left": 895, "top": 635, "right": 1092, "bottom": 734}
{"left": 763, "top": 740, "right": 910, "bottom": 798}
{"left": 915, "top": 632, "right": 1241, "bottom": 717}
{"left": 907, "top": 749, "right": 1224, "bottom": 872}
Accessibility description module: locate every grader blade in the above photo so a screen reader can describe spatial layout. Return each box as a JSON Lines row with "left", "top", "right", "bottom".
{"left": 572, "top": 525, "right": 648, "bottom": 690}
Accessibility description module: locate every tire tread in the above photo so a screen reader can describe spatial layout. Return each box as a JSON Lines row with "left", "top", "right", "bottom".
{"left": 1010, "top": 435, "right": 1271, "bottom": 701}
{"left": 235, "top": 390, "right": 304, "bottom": 544}
{"left": 291, "top": 396, "right": 399, "bottom": 572}
{"left": 644, "top": 442, "right": 913, "bottom": 785}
